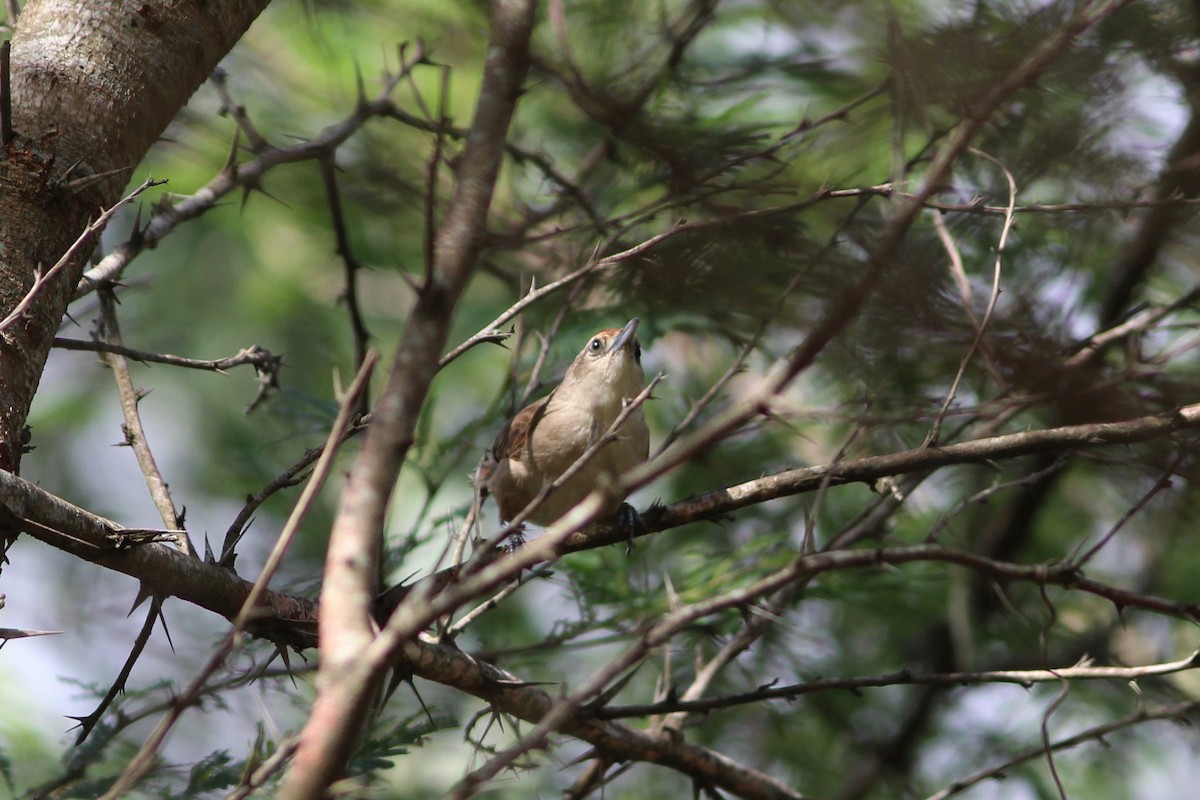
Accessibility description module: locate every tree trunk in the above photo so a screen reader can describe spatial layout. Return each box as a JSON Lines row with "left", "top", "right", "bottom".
{"left": 0, "top": 0, "right": 272, "bottom": 473}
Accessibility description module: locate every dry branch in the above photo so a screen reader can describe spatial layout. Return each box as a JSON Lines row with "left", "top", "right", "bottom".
{"left": 279, "top": 1, "right": 540, "bottom": 796}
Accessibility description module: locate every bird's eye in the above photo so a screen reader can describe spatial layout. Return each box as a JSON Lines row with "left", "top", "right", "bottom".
{"left": 589, "top": 338, "right": 603, "bottom": 353}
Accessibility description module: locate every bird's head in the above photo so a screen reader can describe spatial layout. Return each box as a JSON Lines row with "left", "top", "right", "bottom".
{"left": 561, "top": 318, "right": 645, "bottom": 400}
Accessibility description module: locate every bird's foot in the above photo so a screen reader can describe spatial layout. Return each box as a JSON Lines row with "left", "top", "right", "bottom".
{"left": 501, "top": 524, "right": 527, "bottom": 554}
{"left": 615, "top": 502, "right": 647, "bottom": 555}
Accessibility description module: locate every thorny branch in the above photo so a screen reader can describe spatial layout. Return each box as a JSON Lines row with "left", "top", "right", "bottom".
{"left": 54, "top": 338, "right": 282, "bottom": 375}
{"left": 597, "top": 650, "right": 1200, "bottom": 718}
{"left": 72, "top": 47, "right": 429, "bottom": 300}
{"left": 1, "top": 178, "right": 163, "bottom": 333}
{"left": 319, "top": 156, "right": 372, "bottom": 413}
{"left": 56, "top": 337, "right": 283, "bottom": 413}
{"left": 97, "top": 288, "right": 194, "bottom": 558}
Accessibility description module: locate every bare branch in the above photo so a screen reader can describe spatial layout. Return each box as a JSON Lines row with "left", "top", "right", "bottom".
{"left": 924, "top": 148, "right": 1015, "bottom": 446}
{"left": 378, "top": 402, "right": 1200, "bottom": 618}
{"left": 70, "top": 597, "right": 163, "bottom": 745}
{"left": 319, "top": 157, "right": 372, "bottom": 416}
{"left": 0, "top": 467, "right": 316, "bottom": 643}
{"left": 97, "top": 288, "right": 194, "bottom": 558}
{"left": 53, "top": 338, "right": 282, "bottom": 374}
{"left": 598, "top": 651, "right": 1200, "bottom": 718}
{"left": 210, "top": 66, "right": 269, "bottom": 152}
{"left": 572, "top": 402, "right": 1200, "bottom": 554}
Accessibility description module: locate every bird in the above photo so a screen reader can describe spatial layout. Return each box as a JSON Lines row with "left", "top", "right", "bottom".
{"left": 480, "top": 318, "right": 650, "bottom": 532}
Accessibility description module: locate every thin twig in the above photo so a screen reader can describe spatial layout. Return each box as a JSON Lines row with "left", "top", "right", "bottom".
{"left": 422, "top": 63, "right": 451, "bottom": 285}
{"left": 54, "top": 337, "right": 282, "bottom": 374}
{"left": 924, "top": 456, "right": 1069, "bottom": 543}
{"left": 70, "top": 597, "right": 163, "bottom": 744}
{"left": 223, "top": 736, "right": 301, "bottom": 800}
{"left": 1065, "top": 286, "right": 1200, "bottom": 369}
{"left": 443, "top": 574, "right": 527, "bottom": 638}
{"left": 518, "top": 290, "right": 577, "bottom": 407}
{"left": 319, "top": 157, "right": 372, "bottom": 415}
{"left": 2, "top": 178, "right": 164, "bottom": 333}
{"left": 219, "top": 416, "right": 369, "bottom": 565}
{"left": 1039, "top": 676, "right": 1071, "bottom": 800}
{"left": 597, "top": 650, "right": 1200, "bottom": 718}
{"left": 210, "top": 66, "right": 269, "bottom": 152}
{"left": 97, "top": 288, "right": 195, "bottom": 558}
{"left": 1071, "top": 453, "right": 1183, "bottom": 567}
{"left": 654, "top": 271, "right": 800, "bottom": 456}
{"left": 24, "top": 664, "right": 305, "bottom": 800}
{"left": 924, "top": 149, "right": 1016, "bottom": 446}
{"left": 235, "top": 352, "right": 379, "bottom": 629}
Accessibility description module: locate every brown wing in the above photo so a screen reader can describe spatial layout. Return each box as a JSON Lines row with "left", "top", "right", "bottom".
{"left": 491, "top": 393, "right": 551, "bottom": 461}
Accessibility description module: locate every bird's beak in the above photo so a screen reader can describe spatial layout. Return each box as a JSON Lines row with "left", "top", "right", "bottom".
{"left": 608, "top": 318, "right": 640, "bottom": 354}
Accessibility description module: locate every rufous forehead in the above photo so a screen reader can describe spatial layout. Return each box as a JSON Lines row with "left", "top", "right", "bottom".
{"left": 595, "top": 328, "right": 626, "bottom": 338}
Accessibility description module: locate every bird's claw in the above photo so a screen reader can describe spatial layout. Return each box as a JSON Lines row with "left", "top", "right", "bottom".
{"left": 615, "top": 502, "right": 647, "bottom": 555}
{"left": 502, "top": 524, "right": 527, "bottom": 554}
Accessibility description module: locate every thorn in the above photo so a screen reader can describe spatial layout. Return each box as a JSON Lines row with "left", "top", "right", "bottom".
{"left": 129, "top": 203, "right": 145, "bottom": 248}
{"left": 354, "top": 61, "right": 367, "bottom": 107}
{"left": 127, "top": 582, "right": 153, "bottom": 615}
{"left": 55, "top": 155, "right": 88, "bottom": 187}
{"left": 240, "top": 179, "right": 287, "bottom": 211}
{"left": 275, "top": 644, "right": 298, "bottom": 688}
{"left": 222, "top": 129, "right": 242, "bottom": 179}
{"left": 157, "top": 603, "right": 175, "bottom": 653}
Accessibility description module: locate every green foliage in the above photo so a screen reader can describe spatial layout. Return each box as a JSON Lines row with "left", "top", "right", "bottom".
{"left": 348, "top": 710, "right": 453, "bottom": 787}
{"left": 178, "top": 751, "right": 240, "bottom": 796}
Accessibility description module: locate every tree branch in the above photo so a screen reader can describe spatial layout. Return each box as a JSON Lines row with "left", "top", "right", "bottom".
{"left": 72, "top": 46, "right": 427, "bottom": 300}
{"left": 97, "top": 288, "right": 194, "bottom": 557}
{"left": 558, "top": 401, "right": 1200, "bottom": 554}
{"left": 279, "top": 2, "right": 539, "bottom": 796}
{"left": 0, "top": 468, "right": 317, "bottom": 647}
{"left": 598, "top": 651, "right": 1200, "bottom": 718}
